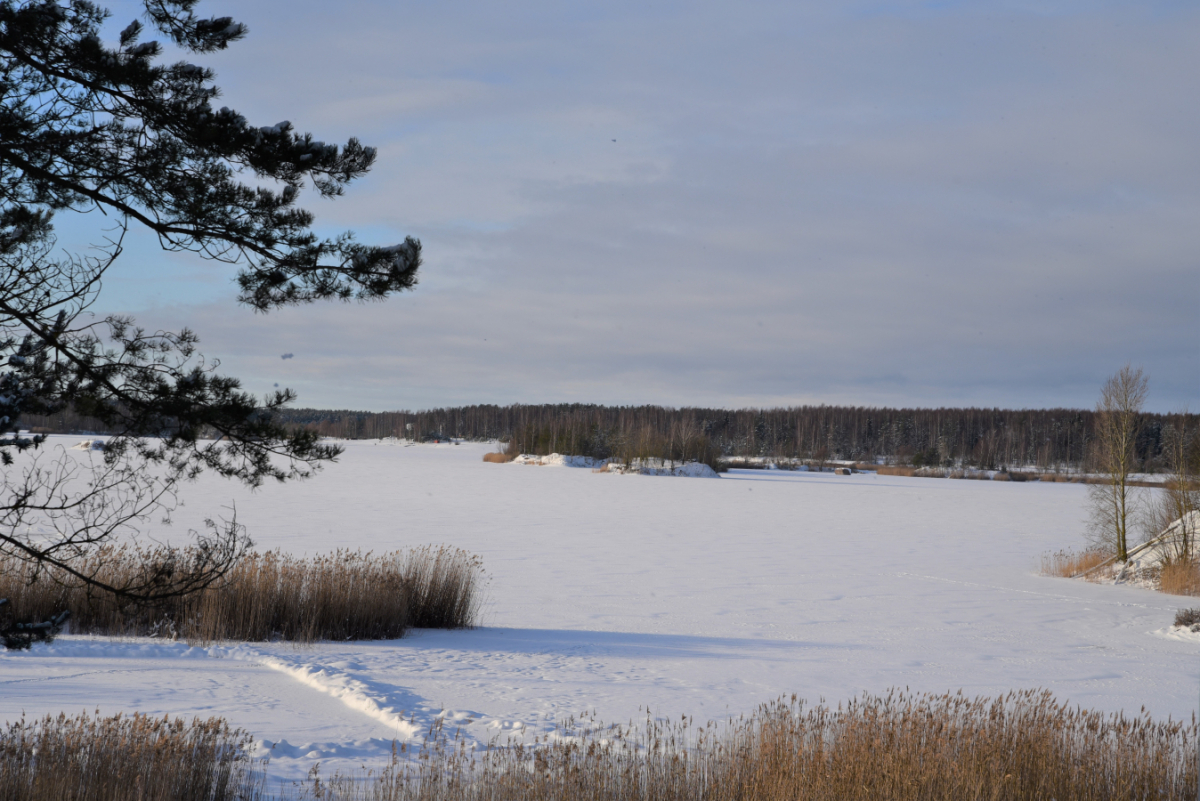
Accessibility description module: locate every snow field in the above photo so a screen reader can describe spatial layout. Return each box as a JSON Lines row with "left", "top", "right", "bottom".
{"left": 2, "top": 437, "right": 1198, "bottom": 782}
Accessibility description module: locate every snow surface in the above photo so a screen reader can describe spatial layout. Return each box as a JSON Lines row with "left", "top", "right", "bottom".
{"left": 2, "top": 437, "right": 1198, "bottom": 782}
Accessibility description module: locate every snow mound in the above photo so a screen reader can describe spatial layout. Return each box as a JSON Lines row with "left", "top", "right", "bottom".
{"left": 1095, "top": 510, "right": 1200, "bottom": 579}
{"left": 223, "top": 646, "right": 423, "bottom": 741}
{"left": 511, "top": 453, "right": 719, "bottom": 477}
{"left": 1140, "top": 510, "right": 1200, "bottom": 566}
{"left": 636, "top": 462, "right": 719, "bottom": 478}
{"left": 512, "top": 453, "right": 603, "bottom": 468}
{"left": 1, "top": 637, "right": 211, "bottom": 660}
{"left": 1154, "top": 626, "right": 1200, "bottom": 643}
{"left": 70, "top": 439, "right": 105, "bottom": 450}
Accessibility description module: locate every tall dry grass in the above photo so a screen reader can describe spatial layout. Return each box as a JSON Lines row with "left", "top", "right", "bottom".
{"left": 1161, "top": 561, "right": 1200, "bottom": 596}
{"left": 303, "top": 689, "right": 1197, "bottom": 801}
{"left": 0, "top": 546, "right": 483, "bottom": 644}
{"left": 1040, "top": 548, "right": 1111, "bottom": 579}
{"left": 0, "top": 710, "right": 263, "bottom": 801}
{"left": 3, "top": 690, "right": 1195, "bottom": 800}
{"left": 1174, "top": 608, "right": 1200, "bottom": 627}
{"left": 1040, "top": 472, "right": 1085, "bottom": 483}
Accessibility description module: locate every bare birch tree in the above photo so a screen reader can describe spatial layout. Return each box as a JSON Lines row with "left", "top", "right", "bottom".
{"left": 1087, "top": 365, "right": 1149, "bottom": 561}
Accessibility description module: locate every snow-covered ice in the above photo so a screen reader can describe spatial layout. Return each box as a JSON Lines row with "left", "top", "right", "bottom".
{"left": 2, "top": 437, "right": 1197, "bottom": 781}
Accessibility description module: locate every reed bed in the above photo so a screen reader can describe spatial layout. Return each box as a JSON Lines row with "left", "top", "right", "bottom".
{"left": 875, "top": 465, "right": 917, "bottom": 477}
{"left": 0, "top": 546, "right": 483, "bottom": 644}
{"left": 1040, "top": 548, "right": 1111, "bottom": 579}
{"left": 1161, "top": 561, "right": 1200, "bottom": 596}
{"left": 302, "top": 689, "right": 1198, "bottom": 801}
{"left": 1040, "top": 472, "right": 1086, "bottom": 483}
{"left": 3, "top": 690, "right": 1194, "bottom": 800}
{"left": 0, "top": 710, "right": 263, "bottom": 801}
{"left": 863, "top": 468, "right": 1167, "bottom": 487}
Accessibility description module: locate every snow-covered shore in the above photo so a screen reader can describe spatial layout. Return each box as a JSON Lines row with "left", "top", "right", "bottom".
{"left": 2, "top": 437, "right": 1196, "bottom": 782}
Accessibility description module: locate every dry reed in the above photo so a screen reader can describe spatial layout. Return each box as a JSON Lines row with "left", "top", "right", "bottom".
{"left": 876, "top": 465, "right": 916, "bottom": 477}
{"left": 4, "top": 690, "right": 1195, "bottom": 800}
{"left": 1040, "top": 548, "right": 1111, "bottom": 579}
{"left": 0, "top": 710, "right": 263, "bottom": 801}
{"left": 302, "top": 688, "right": 1197, "bottom": 801}
{"left": 1161, "top": 561, "right": 1200, "bottom": 596}
{"left": 0, "top": 546, "right": 483, "bottom": 644}
{"left": 481, "top": 452, "right": 514, "bottom": 463}
{"left": 866, "top": 468, "right": 1169, "bottom": 488}
{"left": 1174, "top": 607, "right": 1200, "bottom": 627}
{"left": 1040, "top": 472, "right": 1084, "bottom": 483}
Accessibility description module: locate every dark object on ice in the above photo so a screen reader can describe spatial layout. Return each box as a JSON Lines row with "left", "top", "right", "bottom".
{"left": 834, "top": 467, "right": 854, "bottom": 475}
{"left": 1173, "top": 607, "right": 1200, "bottom": 628}
{"left": 0, "top": 599, "right": 70, "bottom": 650}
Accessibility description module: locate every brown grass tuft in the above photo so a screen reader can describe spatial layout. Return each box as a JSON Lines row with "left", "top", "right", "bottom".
{"left": 1174, "top": 607, "right": 1200, "bottom": 627}
{"left": 1161, "top": 561, "right": 1200, "bottom": 596}
{"left": 1039, "top": 472, "right": 1083, "bottom": 483}
{"left": 482, "top": 452, "right": 514, "bottom": 463}
{"left": 306, "top": 688, "right": 1197, "bottom": 801}
{"left": 0, "top": 711, "right": 263, "bottom": 801}
{"left": 876, "top": 465, "right": 916, "bottom": 476}
{"left": 1040, "top": 548, "right": 1111, "bottom": 579}
{"left": 0, "top": 546, "right": 484, "bottom": 644}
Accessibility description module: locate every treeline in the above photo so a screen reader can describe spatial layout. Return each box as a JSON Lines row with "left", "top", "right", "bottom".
{"left": 274, "top": 404, "right": 1197, "bottom": 470}
{"left": 21, "top": 403, "right": 1197, "bottom": 470}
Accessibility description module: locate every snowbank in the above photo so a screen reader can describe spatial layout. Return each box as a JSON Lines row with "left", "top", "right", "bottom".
{"left": 511, "top": 453, "right": 719, "bottom": 477}
{"left": 1132, "top": 510, "right": 1200, "bottom": 568}
{"left": 1084, "top": 511, "right": 1200, "bottom": 581}
{"left": 626, "top": 461, "right": 719, "bottom": 478}
{"left": 512, "top": 453, "right": 604, "bottom": 468}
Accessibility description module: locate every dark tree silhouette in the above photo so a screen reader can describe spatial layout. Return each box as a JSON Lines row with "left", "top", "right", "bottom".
{"left": 0, "top": 0, "right": 421, "bottom": 602}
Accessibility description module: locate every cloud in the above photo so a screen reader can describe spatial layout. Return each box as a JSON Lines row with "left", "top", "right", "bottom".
{"left": 99, "top": 0, "right": 1200, "bottom": 412}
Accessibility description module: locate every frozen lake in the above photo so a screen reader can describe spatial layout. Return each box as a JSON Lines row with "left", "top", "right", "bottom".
{"left": 3, "top": 438, "right": 1196, "bottom": 780}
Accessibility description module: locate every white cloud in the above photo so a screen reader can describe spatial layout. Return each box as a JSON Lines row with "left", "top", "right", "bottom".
{"left": 96, "top": 0, "right": 1199, "bottom": 411}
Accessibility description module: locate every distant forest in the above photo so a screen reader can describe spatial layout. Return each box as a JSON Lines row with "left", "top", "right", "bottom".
{"left": 23, "top": 403, "right": 1198, "bottom": 471}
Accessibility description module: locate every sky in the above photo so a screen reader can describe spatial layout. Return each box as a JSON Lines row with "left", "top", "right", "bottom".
{"left": 68, "top": 0, "right": 1200, "bottom": 412}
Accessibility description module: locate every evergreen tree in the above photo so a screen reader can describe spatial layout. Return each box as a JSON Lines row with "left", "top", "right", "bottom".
{"left": 0, "top": 0, "right": 421, "bottom": 600}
